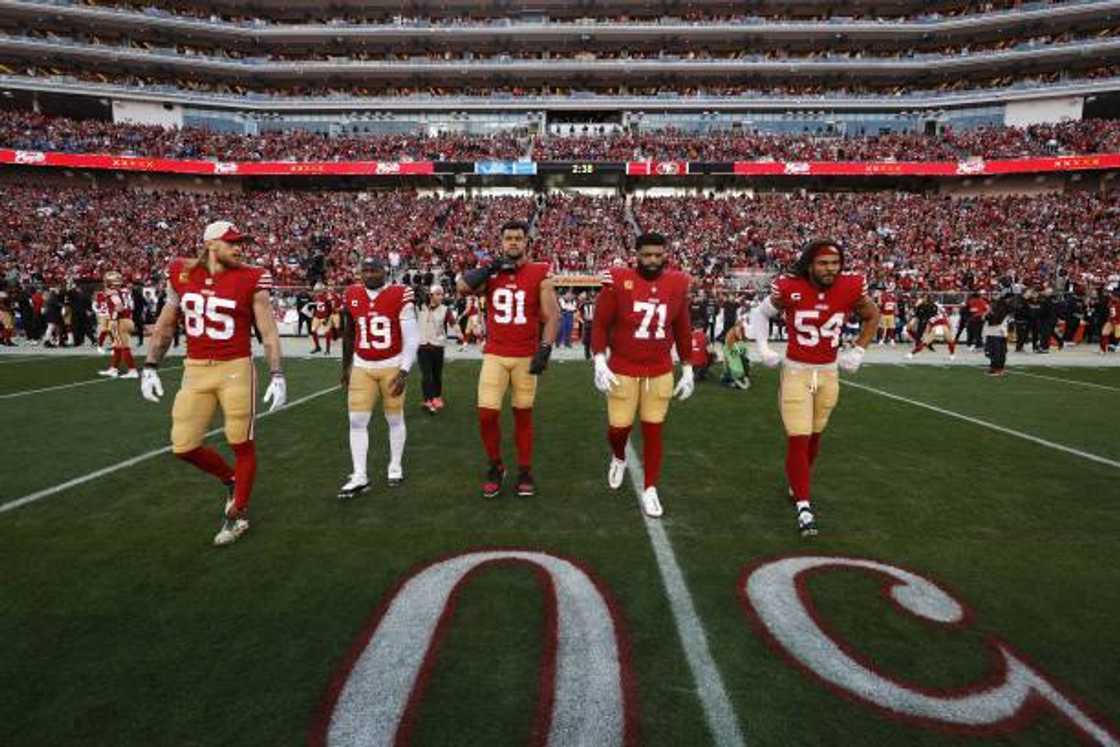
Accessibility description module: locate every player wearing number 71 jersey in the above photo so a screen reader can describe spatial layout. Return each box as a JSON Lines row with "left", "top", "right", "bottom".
{"left": 337, "top": 257, "right": 419, "bottom": 499}
{"left": 749, "top": 239, "right": 879, "bottom": 537}
{"left": 140, "top": 220, "right": 287, "bottom": 547}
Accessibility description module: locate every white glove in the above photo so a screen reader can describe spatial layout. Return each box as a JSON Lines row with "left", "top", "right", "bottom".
{"left": 140, "top": 366, "right": 163, "bottom": 402}
{"left": 838, "top": 345, "right": 866, "bottom": 373}
{"left": 263, "top": 373, "right": 287, "bottom": 412}
{"left": 593, "top": 353, "right": 619, "bottom": 394}
{"left": 673, "top": 364, "right": 695, "bottom": 401}
{"left": 759, "top": 346, "right": 782, "bottom": 369}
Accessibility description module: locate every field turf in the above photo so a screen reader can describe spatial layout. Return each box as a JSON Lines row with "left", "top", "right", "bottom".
{"left": 1, "top": 355, "right": 1118, "bottom": 746}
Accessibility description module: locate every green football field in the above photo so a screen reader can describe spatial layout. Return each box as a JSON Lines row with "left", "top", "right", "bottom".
{"left": 2, "top": 355, "right": 1118, "bottom": 746}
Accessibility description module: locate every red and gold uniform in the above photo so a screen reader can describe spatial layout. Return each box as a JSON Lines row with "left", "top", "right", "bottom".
{"left": 166, "top": 257, "right": 272, "bottom": 454}
{"left": 1103, "top": 295, "right": 1120, "bottom": 352}
{"left": 106, "top": 287, "right": 134, "bottom": 347}
{"left": 592, "top": 266, "right": 692, "bottom": 427}
{"left": 0, "top": 290, "right": 14, "bottom": 344}
{"left": 343, "top": 283, "right": 414, "bottom": 414}
{"left": 328, "top": 290, "right": 344, "bottom": 339}
{"left": 771, "top": 272, "right": 868, "bottom": 437}
{"left": 878, "top": 290, "right": 897, "bottom": 341}
{"left": 478, "top": 261, "right": 552, "bottom": 410}
{"left": 93, "top": 290, "right": 111, "bottom": 347}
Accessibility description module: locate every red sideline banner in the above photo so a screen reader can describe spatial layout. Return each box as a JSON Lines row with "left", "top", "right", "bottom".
{"left": 627, "top": 160, "right": 690, "bottom": 176}
{"left": 731, "top": 153, "right": 1120, "bottom": 177}
{"left": 0, "top": 149, "right": 435, "bottom": 176}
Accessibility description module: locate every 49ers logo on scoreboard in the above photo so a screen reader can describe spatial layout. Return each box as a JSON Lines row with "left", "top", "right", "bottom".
{"left": 14, "top": 150, "right": 46, "bottom": 165}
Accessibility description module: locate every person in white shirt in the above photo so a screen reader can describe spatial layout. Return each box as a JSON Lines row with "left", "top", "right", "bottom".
{"left": 417, "top": 285, "right": 458, "bottom": 414}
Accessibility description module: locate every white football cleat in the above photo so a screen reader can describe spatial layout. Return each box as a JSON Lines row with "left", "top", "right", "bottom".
{"left": 640, "top": 486, "right": 663, "bottom": 518}
{"left": 904, "top": 352, "right": 915, "bottom": 360}
{"left": 97, "top": 367, "right": 119, "bottom": 378}
{"left": 608, "top": 457, "right": 627, "bottom": 490}
{"left": 120, "top": 369, "right": 139, "bottom": 379}
{"left": 387, "top": 467, "right": 404, "bottom": 488}
{"left": 338, "top": 473, "right": 370, "bottom": 500}
{"left": 214, "top": 516, "right": 250, "bottom": 546}
{"left": 948, "top": 354, "right": 956, "bottom": 362}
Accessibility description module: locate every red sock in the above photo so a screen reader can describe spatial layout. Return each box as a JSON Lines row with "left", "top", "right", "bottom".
{"left": 121, "top": 348, "right": 136, "bottom": 369}
{"left": 912, "top": 341, "right": 925, "bottom": 354}
{"left": 948, "top": 340, "right": 957, "bottom": 355}
{"left": 311, "top": 332, "right": 320, "bottom": 349}
{"left": 477, "top": 407, "right": 502, "bottom": 464}
{"left": 607, "top": 425, "right": 631, "bottom": 460}
{"left": 1103, "top": 335, "right": 1110, "bottom": 353}
{"left": 512, "top": 407, "right": 533, "bottom": 470}
{"left": 786, "top": 435, "right": 811, "bottom": 503}
{"left": 110, "top": 348, "right": 121, "bottom": 369}
{"left": 176, "top": 446, "right": 234, "bottom": 483}
{"left": 885, "top": 329, "right": 894, "bottom": 342}
{"left": 230, "top": 440, "right": 257, "bottom": 514}
{"left": 640, "top": 421, "right": 663, "bottom": 490}
{"left": 808, "top": 432, "right": 822, "bottom": 469}
{"left": 325, "top": 335, "right": 332, "bottom": 353}
{"left": 98, "top": 330, "right": 108, "bottom": 347}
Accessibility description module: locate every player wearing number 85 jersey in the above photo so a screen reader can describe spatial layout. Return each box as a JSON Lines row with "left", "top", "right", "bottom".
{"left": 456, "top": 220, "right": 560, "bottom": 499}
{"left": 749, "top": 239, "right": 879, "bottom": 537}
{"left": 338, "top": 257, "right": 419, "bottom": 499}
{"left": 140, "top": 220, "right": 287, "bottom": 547}
{"left": 591, "top": 232, "right": 694, "bottom": 518}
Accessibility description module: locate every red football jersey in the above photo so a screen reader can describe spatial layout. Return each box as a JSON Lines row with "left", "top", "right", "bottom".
{"left": 313, "top": 292, "right": 332, "bottom": 319}
{"left": 106, "top": 288, "right": 132, "bottom": 320}
{"left": 93, "top": 290, "right": 110, "bottom": 317}
{"left": 343, "top": 284, "right": 414, "bottom": 362}
{"left": 327, "top": 292, "right": 343, "bottom": 315}
{"left": 169, "top": 258, "right": 272, "bottom": 361}
{"left": 879, "top": 291, "right": 897, "bottom": 314}
{"left": 771, "top": 272, "right": 868, "bottom": 365}
{"left": 689, "top": 328, "right": 710, "bottom": 368}
{"left": 1110, "top": 299, "right": 1120, "bottom": 324}
{"left": 591, "top": 267, "right": 692, "bottom": 377}
{"left": 482, "top": 261, "right": 551, "bottom": 358}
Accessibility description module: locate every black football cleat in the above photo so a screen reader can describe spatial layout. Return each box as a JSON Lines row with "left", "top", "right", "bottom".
{"left": 482, "top": 463, "right": 505, "bottom": 499}
{"left": 797, "top": 506, "right": 819, "bottom": 537}
{"left": 516, "top": 470, "right": 536, "bottom": 498}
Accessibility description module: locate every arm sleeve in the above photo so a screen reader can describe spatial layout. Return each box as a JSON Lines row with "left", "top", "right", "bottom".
{"left": 398, "top": 304, "right": 420, "bottom": 372}
{"left": 749, "top": 296, "right": 780, "bottom": 348}
{"left": 590, "top": 279, "right": 617, "bottom": 355}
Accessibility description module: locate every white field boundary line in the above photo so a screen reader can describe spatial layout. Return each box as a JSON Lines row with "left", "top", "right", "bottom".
{"left": 1007, "top": 370, "right": 1120, "bottom": 392}
{"left": 0, "top": 384, "right": 340, "bottom": 514}
{"left": 842, "top": 380, "right": 1120, "bottom": 470}
{"left": 624, "top": 441, "right": 747, "bottom": 747}
{"left": 0, "top": 355, "right": 51, "bottom": 365}
{"left": 0, "top": 365, "right": 185, "bottom": 400}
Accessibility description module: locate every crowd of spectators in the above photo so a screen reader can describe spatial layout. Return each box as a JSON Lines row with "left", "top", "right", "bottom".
{"left": 4, "top": 111, "right": 1120, "bottom": 163}
{"left": 2, "top": 185, "right": 1116, "bottom": 303}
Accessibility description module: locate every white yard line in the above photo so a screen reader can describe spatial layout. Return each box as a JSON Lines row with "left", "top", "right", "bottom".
{"left": 0, "top": 385, "right": 340, "bottom": 514}
{"left": 842, "top": 380, "right": 1120, "bottom": 470}
{"left": 1007, "top": 370, "right": 1120, "bottom": 393}
{"left": 0, "top": 365, "right": 184, "bottom": 400}
{"left": 624, "top": 441, "right": 747, "bottom": 747}
{"left": 0, "top": 355, "right": 51, "bottom": 365}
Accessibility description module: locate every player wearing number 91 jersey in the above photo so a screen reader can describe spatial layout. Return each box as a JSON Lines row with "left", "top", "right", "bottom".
{"left": 591, "top": 232, "right": 694, "bottom": 519}
{"left": 749, "top": 238, "right": 879, "bottom": 537}
{"left": 457, "top": 220, "right": 560, "bottom": 500}
{"left": 141, "top": 220, "right": 287, "bottom": 547}
{"left": 337, "top": 257, "right": 419, "bottom": 499}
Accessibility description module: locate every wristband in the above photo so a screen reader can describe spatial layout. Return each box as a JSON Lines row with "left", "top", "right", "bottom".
{"left": 144, "top": 361, "right": 158, "bottom": 370}
{"left": 271, "top": 370, "right": 284, "bottom": 378}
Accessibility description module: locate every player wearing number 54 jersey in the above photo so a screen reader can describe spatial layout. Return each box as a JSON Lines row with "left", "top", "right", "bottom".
{"left": 591, "top": 232, "right": 695, "bottom": 518}
{"left": 750, "top": 239, "right": 879, "bottom": 537}
{"left": 337, "top": 257, "right": 419, "bottom": 499}
{"left": 140, "top": 221, "right": 287, "bottom": 547}
{"left": 457, "top": 220, "right": 560, "bottom": 499}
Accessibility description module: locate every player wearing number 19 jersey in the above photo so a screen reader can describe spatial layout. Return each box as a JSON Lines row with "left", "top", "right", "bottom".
{"left": 457, "top": 220, "right": 559, "bottom": 499}
{"left": 338, "top": 257, "right": 418, "bottom": 499}
{"left": 591, "top": 232, "right": 695, "bottom": 518}
{"left": 140, "top": 220, "right": 287, "bottom": 547}
{"left": 750, "top": 239, "right": 879, "bottom": 537}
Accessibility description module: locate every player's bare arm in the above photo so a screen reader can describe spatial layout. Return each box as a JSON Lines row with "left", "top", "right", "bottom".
{"left": 145, "top": 283, "right": 180, "bottom": 367}
{"left": 252, "top": 289, "right": 283, "bottom": 375}
{"left": 341, "top": 310, "right": 355, "bottom": 388}
{"left": 389, "top": 301, "right": 419, "bottom": 397}
{"left": 853, "top": 296, "right": 881, "bottom": 349}
{"left": 750, "top": 293, "right": 786, "bottom": 367}
{"left": 539, "top": 277, "right": 560, "bottom": 346}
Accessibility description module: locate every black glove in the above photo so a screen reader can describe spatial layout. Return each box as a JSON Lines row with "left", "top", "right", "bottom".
{"left": 528, "top": 343, "right": 552, "bottom": 375}
{"left": 462, "top": 263, "right": 498, "bottom": 290}
{"left": 494, "top": 256, "right": 518, "bottom": 273}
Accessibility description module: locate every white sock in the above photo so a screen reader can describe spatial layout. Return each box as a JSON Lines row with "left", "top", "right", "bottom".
{"left": 385, "top": 411, "right": 406, "bottom": 477}
{"left": 796, "top": 500, "right": 812, "bottom": 513}
{"left": 348, "top": 411, "right": 371, "bottom": 480}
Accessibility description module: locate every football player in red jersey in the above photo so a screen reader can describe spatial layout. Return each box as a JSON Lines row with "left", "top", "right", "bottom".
{"left": 140, "top": 221, "right": 286, "bottom": 547}
{"left": 97, "top": 271, "right": 139, "bottom": 379}
{"left": 308, "top": 285, "right": 334, "bottom": 355}
{"left": 337, "top": 257, "right": 418, "bottom": 498}
{"left": 93, "top": 288, "right": 111, "bottom": 353}
{"left": 750, "top": 239, "right": 880, "bottom": 536}
{"left": 876, "top": 288, "right": 898, "bottom": 345}
{"left": 591, "top": 232, "right": 694, "bottom": 518}
{"left": 456, "top": 220, "right": 559, "bottom": 499}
